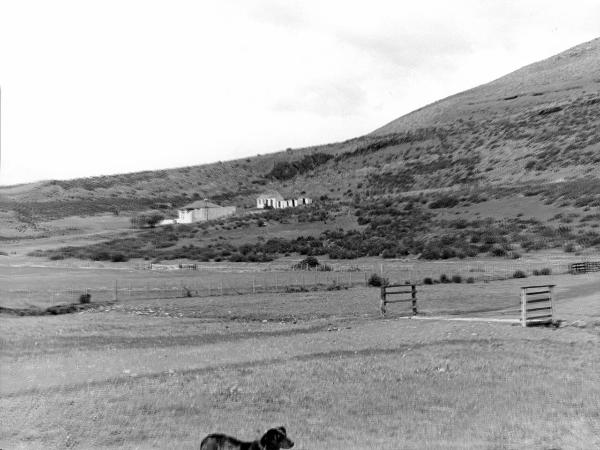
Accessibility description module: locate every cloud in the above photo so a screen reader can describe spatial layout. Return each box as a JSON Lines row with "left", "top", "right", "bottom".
{"left": 273, "top": 80, "right": 367, "bottom": 117}
{"left": 250, "top": 1, "right": 308, "bottom": 29}
{"left": 340, "top": 28, "right": 473, "bottom": 69}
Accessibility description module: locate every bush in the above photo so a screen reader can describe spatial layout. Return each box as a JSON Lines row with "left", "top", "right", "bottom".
{"left": 292, "top": 256, "right": 322, "bottom": 270}
{"left": 423, "top": 277, "right": 433, "bottom": 285}
{"left": 429, "top": 196, "right": 460, "bottom": 209}
{"left": 490, "top": 245, "right": 507, "bottom": 257}
{"left": 381, "top": 248, "right": 396, "bottom": 258}
{"left": 111, "top": 253, "right": 128, "bottom": 262}
{"left": 466, "top": 277, "right": 475, "bottom": 283}
{"left": 512, "top": 270, "right": 527, "bottom": 279}
{"left": 367, "top": 273, "right": 388, "bottom": 287}
{"left": 439, "top": 273, "right": 450, "bottom": 283}
{"left": 451, "top": 274, "right": 463, "bottom": 283}
{"left": 79, "top": 293, "right": 91, "bottom": 304}
{"left": 535, "top": 267, "right": 552, "bottom": 276}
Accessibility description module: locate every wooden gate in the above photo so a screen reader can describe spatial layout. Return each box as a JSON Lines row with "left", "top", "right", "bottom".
{"left": 380, "top": 284, "right": 417, "bottom": 317}
{"left": 520, "top": 284, "right": 555, "bottom": 327}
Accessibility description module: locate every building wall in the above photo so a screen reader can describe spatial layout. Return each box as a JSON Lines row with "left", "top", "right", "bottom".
{"left": 177, "top": 206, "right": 236, "bottom": 223}
{"left": 256, "top": 196, "right": 312, "bottom": 210}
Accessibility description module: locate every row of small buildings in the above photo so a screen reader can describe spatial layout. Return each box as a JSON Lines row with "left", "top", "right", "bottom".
{"left": 160, "top": 191, "right": 311, "bottom": 225}
{"left": 256, "top": 191, "right": 312, "bottom": 209}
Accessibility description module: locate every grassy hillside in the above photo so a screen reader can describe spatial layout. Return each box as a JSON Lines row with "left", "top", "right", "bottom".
{"left": 1, "top": 38, "right": 599, "bottom": 258}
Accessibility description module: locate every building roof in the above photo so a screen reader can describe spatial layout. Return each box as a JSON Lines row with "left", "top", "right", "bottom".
{"left": 257, "top": 190, "right": 284, "bottom": 200}
{"left": 180, "top": 199, "right": 222, "bottom": 210}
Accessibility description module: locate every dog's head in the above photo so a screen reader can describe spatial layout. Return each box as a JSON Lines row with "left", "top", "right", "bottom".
{"left": 260, "top": 426, "right": 294, "bottom": 449}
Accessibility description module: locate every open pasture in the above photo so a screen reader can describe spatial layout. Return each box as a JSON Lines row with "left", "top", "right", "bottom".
{"left": 2, "top": 270, "right": 600, "bottom": 449}
{"left": 0, "top": 250, "right": 595, "bottom": 309}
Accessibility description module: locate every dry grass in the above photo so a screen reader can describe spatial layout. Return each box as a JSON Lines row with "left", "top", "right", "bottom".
{"left": 1, "top": 272, "right": 600, "bottom": 449}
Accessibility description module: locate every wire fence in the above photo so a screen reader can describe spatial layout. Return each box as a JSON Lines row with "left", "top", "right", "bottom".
{"left": 1, "top": 270, "right": 372, "bottom": 306}
{"left": 1, "top": 257, "right": 589, "bottom": 308}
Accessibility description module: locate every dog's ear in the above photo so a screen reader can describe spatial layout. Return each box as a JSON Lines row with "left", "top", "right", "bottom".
{"left": 260, "top": 429, "right": 278, "bottom": 447}
{"left": 277, "top": 426, "right": 286, "bottom": 435}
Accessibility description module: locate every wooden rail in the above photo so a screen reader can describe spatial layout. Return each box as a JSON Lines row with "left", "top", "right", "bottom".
{"left": 380, "top": 283, "right": 417, "bottom": 317}
{"left": 520, "top": 284, "right": 555, "bottom": 327}
{"left": 569, "top": 261, "right": 600, "bottom": 274}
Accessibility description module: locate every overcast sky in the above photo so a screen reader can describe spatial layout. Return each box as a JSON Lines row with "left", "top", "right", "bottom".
{"left": 1, "top": 0, "right": 599, "bottom": 185}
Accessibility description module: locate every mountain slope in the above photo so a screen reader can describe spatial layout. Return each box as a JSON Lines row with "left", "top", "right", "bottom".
{"left": 373, "top": 38, "right": 600, "bottom": 134}
{"left": 1, "top": 37, "right": 599, "bottom": 226}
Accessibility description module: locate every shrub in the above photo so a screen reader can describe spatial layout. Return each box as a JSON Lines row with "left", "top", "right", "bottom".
{"left": 490, "top": 245, "right": 507, "bottom": 257}
{"left": 423, "top": 277, "right": 433, "bottom": 285}
{"left": 451, "top": 274, "right": 462, "bottom": 283}
{"left": 49, "top": 254, "right": 64, "bottom": 260}
{"left": 111, "top": 253, "right": 128, "bottom": 262}
{"left": 439, "top": 273, "right": 450, "bottom": 283}
{"left": 466, "top": 277, "right": 475, "bottom": 283}
{"left": 79, "top": 293, "right": 91, "bottom": 304}
{"left": 367, "top": 273, "right": 388, "bottom": 287}
{"left": 381, "top": 248, "right": 396, "bottom": 258}
{"left": 512, "top": 270, "right": 527, "bottom": 279}
{"left": 540, "top": 267, "right": 552, "bottom": 275}
{"left": 292, "top": 256, "right": 321, "bottom": 270}
{"left": 429, "top": 196, "right": 460, "bottom": 209}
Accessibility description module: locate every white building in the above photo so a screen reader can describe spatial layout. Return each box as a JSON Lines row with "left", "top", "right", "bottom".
{"left": 256, "top": 191, "right": 312, "bottom": 209}
{"left": 176, "top": 199, "right": 236, "bottom": 224}
{"left": 256, "top": 191, "right": 285, "bottom": 209}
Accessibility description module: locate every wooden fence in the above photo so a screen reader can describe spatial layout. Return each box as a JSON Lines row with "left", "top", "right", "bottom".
{"left": 520, "top": 284, "right": 555, "bottom": 327}
{"left": 380, "top": 283, "right": 417, "bottom": 317}
{"left": 568, "top": 261, "right": 600, "bottom": 274}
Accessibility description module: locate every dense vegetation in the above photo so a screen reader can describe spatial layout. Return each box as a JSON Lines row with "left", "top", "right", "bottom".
{"left": 267, "top": 153, "right": 333, "bottom": 180}
{"left": 30, "top": 192, "right": 600, "bottom": 263}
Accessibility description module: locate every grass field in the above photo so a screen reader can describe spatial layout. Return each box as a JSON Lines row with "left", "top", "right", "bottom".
{"left": 1, "top": 268, "right": 600, "bottom": 449}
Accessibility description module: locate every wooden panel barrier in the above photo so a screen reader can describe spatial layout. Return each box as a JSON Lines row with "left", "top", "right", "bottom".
{"left": 520, "top": 284, "right": 555, "bottom": 327}
{"left": 380, "top": 284, "right": 417, "bottom": 317}
{"left": 569, "top": 261, "right": 600, "bottom": 274}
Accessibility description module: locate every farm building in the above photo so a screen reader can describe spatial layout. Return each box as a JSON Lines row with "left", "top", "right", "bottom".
{"left": 256, "top": 191, "right": 284, "bottom": 209}
{"left": 176, "top": 199, "right": 236, "bottom": 224}
{"left": 256, "top": 191, "right": 312, "bottom": 209}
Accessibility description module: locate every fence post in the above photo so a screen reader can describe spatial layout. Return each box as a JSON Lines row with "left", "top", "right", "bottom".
{"left": 114, "top": 280, "right": 118, "bottom": 302}
{"left": 380, "top": 285, "right": 386, "bottom": 316}
{"left": 549, "top": 285, "right": 555, "bottom": 319}
{"left": 349, "top": 271, "right": 352, "bottom": 287}
{"left": 411, "top": 284, "right": 417, "bottom": 315}
{"left": 520, "top": 287, "right": 527, "bottom": 327}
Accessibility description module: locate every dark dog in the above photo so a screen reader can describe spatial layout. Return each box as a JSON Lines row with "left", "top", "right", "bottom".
{"left": 200, "top": 426, "right": 294, "bottom": 450}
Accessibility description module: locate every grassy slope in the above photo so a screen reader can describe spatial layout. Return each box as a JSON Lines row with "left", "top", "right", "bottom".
{"left": 1, "top": 38, "right": 599, "bottom": 264}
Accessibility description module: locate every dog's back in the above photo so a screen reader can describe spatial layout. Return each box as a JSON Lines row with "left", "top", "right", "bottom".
{"left": 200, "top": 433, "right": 257, "bottom": 450}
{"left": 200, "top": 427, "right": 293, "bottom": 450}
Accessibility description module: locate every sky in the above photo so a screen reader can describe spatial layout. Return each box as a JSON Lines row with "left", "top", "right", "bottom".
{"left": 1, "top": 0, "right": 599, "bottom": 186}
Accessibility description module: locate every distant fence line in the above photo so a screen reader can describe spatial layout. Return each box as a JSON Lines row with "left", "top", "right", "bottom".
{"left": 3, "top": 258, "right": 595, "bottom": 306}
{"left": 1, "top": 271, "right": 372, "bottom": 305}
